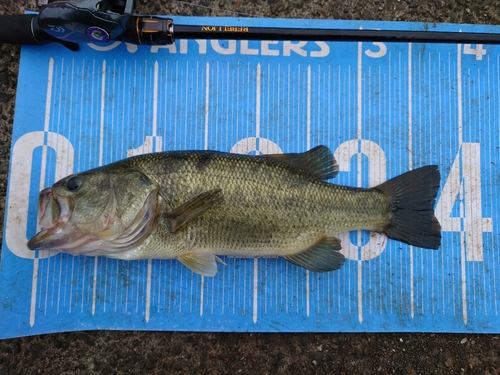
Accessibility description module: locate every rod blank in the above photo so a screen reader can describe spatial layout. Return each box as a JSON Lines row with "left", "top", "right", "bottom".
{"left": 173, "top": 24, "right": 500, "bottom": 45}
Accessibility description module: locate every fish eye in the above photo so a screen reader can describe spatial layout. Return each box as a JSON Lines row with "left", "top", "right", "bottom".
{"left": 66, "top": 176, "right": 82, "bottom": 191}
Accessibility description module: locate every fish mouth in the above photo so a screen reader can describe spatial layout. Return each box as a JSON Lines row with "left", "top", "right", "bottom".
{"left": 27, "top": 188, "right": 87, "bottom": 252}
{"left": 27, "top": 221, "right": 90, "bottom": 252}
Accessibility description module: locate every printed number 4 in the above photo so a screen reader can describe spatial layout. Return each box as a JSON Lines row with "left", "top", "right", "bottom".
{"left": 435, "top": 143, "right": 493, "bottom": 261}
{"left": 463, "top": 44, "right": 486, "bottom": 60}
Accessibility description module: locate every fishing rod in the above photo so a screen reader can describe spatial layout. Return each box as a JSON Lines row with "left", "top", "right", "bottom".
{"left": 1, "top": 0, "right": 500, "bottom": 51}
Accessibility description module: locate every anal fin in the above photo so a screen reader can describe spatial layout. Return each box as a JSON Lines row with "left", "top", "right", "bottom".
{"left": 283, "top": 236, "right": 345, "bottom": 272}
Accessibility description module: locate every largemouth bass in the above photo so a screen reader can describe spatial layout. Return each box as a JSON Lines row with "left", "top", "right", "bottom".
{"left": 27, "top": 146, "right": 441, "bottom": 276}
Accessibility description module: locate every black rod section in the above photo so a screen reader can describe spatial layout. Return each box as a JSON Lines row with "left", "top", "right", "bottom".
{"left": 174, "top": 24, "right": 500, "bottom": 44}
{"left": 0, "top": 15, "right": 44, "bottom": 45}
{"left": 0, "top": 15, "right": 79, "bottom": 50}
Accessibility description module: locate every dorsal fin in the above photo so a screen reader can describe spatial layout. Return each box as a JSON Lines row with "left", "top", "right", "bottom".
{"left": 264, "top": 145, "right": 338, "bottom": 181}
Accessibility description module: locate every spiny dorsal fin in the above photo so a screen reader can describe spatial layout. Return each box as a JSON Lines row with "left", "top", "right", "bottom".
{"left": 264, "top": 145, "right": 338, "bottom": 181}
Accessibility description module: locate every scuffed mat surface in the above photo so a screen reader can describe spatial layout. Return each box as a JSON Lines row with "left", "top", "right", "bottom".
{"left": 1, "top": 16, "right": 500, "bottom": 338}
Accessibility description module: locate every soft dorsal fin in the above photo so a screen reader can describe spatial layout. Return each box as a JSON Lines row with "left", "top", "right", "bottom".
{"left": 264, "top": 145, "right": 339, "bottom": 181}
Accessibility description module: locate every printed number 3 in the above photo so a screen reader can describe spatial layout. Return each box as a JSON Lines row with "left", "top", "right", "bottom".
{"left": 365, "top": 42, "right": 387, "bottom": 58}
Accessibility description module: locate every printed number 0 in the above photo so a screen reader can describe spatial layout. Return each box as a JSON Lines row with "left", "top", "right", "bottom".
{"left": 6, "top": 132, "right": 74, "bottom": 259}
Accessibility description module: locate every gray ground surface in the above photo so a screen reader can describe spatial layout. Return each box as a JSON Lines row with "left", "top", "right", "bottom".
{"left": 1, "top": 0, "right": 500, "bottom": 374}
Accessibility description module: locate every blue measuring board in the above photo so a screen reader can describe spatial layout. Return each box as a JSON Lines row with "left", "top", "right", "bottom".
{"left": 1, "top": 17, "right": 499, "bottom": 338}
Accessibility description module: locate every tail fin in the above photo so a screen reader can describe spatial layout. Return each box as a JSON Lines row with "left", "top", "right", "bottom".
{"left": 376, "top": 166, "right": 441, "bottom": 249}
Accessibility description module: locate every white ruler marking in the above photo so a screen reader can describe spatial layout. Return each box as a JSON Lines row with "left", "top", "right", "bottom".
{"left": 491, "top": 56, "right": 498, "bottom": 315}
{"left": 437, "top": 52, "right": 445, "bottom": 313}
{"left": 173, "top": 61, "right": 179, "bottom": 149}
{"left": 306, "top": 64, "right": 311, "bottom": 318}
{"left": 186, "top": 61, "right": 191, "bottom": 149}
{"left": 213, "top": 62, "right": 218, "bottom": 148}
{"left": 81, "top": 257, "right": 86, "bottom": 313}
{"left": 457, "top": 43, "right": 468, "bottom": 325}
{"left": 408, "top": 43, "right": 415, "bottom": 318}
{"left": 42, "top": 58, "right": 54, "bottom": 134}
{"left": 57, "top": 256, "right": 62, "bottom": 314}
{"left": 92, "top": 259, "right": 98, "bottom": 316}
{"left": 30, "top": 260, "right": 39, "bottom": 327}
{"left": 144, "top": 61, "right": 160, "bottom": 323}
{"left": 204, "top": 62, "right": 210, "bottom": 149}
{"left": 89, "top": 59, "right": 96, "bottom": 168}
{"left": 357, "top": 41, "right": 364, "bottom": 324}
{"left": 114, "top": 260, "right": 118, "bottom": 312}
{"left": 157, "top": 261, "right": 162, "bottom": 313}
{"left": 253, "top": 259, "right": 258, "bottom": 323}
{"left": 152, "top": 61, "right": 159, "bottom": 137}
{"left": 200, "top": 62, "right": 210, "bottom": 316}
{"left": 99, "top": 60, "right": 106, "bottom": 165}
{"left": 457, "top": 44, "right": 464, "bottom": 145}
{"left": 447, "top": 54, "right": 457, "bottom": 317}
{"left": 103, "top": 259, "right": 108, "bottom": 312}
{"left": 136, "top": 264, "right": 141, "bottom": 313}
{"left": 145, "top": 259, "right": 153, "bottom": 322}
{"left": 124, "top": 263, "right": 129, "bottom": 313}
{"left": 256, "top": 63, "right": 261, "bottom": 138}
{"left": 251, "top": 63, "right": 262, "bottom": 324}
{"left": 307, "top": 65, "right": 311, "bottom": 147}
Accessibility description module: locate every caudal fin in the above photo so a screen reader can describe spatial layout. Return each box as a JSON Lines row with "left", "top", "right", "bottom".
{"left": 376, "top": 166, "right": 441, "bottom": 249}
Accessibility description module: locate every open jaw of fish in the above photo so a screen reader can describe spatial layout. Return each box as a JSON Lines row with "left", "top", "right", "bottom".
{"left": 27, "top": 179, "right": 159, "bottom": 256}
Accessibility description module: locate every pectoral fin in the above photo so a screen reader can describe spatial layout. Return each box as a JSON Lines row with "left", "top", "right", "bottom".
{"left": 165, "top": 188, "right": 223, "bottom": 233}
{"left": 283, "top": 236, "right": 345, "bottom": 272}
{"left": 178, "top": 253, "right": 225, "bottom": 276}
